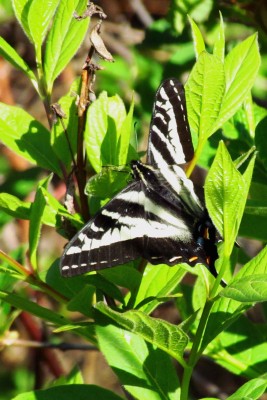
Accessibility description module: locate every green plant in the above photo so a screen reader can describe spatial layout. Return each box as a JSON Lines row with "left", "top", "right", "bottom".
{"left": 0, "top": 1, "right": 267, "bottom": 399}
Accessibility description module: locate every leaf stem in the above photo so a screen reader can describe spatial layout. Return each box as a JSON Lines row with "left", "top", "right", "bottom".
{"left": 0, "top": 250, "right": 68, "bottom": 303}
{"left": 186, "top": 139, "right": 205, "bottom": 177}
{"left": 180, "top": 299, "right": 213, "bottom": 399}
{"left": 180, "top": 256, "right": 229, "bottom": 398}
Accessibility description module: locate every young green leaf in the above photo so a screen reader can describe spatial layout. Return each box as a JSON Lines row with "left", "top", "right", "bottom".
{"left": 96, "top": 322, "right": 181, "bottom": 400}
{"left": 43, "top": 0, "right": 89, "bottom": 94}
{"left": 255, "top": 116, "right": 267, "bottom": 171}
{"left": 205, "top": 314, "right": 267, "bottom": 377}
{"left": 243, "top": 91, "right": 255, "bottom": 138}
{"left": 200, "top": 238, "right": 267, "bottom": 352}
{"left": 51, "top": 78, "right": 80, "bottom": 171}
{"left": 0, "top": 290, "right": 68, "bottom": 326}
{"left": 0, "top": 190, "right": 82, "bottom": 231}
{"left": 0, "top": 36, "right": 38, "bottom": 93}
{"left": 85, "top": 167, "right": 131, "bottom": 213}
{"left": 185, "top": 51, "right": 225, "bottom": 141}
{"left": 199, "top": 296, "right": 250, "bottom": 354}
{"left": 188, "top": 16, "right": 205, "bottom": 58}
{"left": 12, "top": 0, "right": 35, "bottom": 43}
{"left": 95, "top": 302, "right": 188, "bottom": 364}
{"left": 231, "top": 245, "right": 267, "bottom": 281}
{"left": 85, "top": 275, "right": 125, "bottom": 304}
{"left": 131, "top": 263, "right": 186, "bottom": 314}
{"left": 213, "top": 12, "right": 225, "bottom": 62}
{"left": 67, "top": 284, "right": 95, "bottom": 317}
{"left": 205, "top": 142, "right": 256, "bottom": 256}
{"left": 213, "top": 33, "right": 260, "bottom": 133}
{"left": 27, "top": 0, "right": 59, "bottom": 46}
{"left": 85, "top": 92, "right": 129, "bottom": 172}
{"left": 51, "top": 366, "right": 84, "bottom": 386}
{"left": 29, "top": 185, "right": 47, "bottom": 270}
{"left": 12, "top": 0, "right": 58, "bottom": 45}
{"left": 227, "top": 374, "right": 267, "bottom": 399}
{"left": 98, "top": 264, "right": 142, "bottom": 295}
{"left": 221, "top": 274, "right": 267, "bottom": 302}
{"left": 0, "top": 103, "right": 61, "bottom": 175}
{"left": 117, "top": 97, "right": 135, "bottom": 166}
{"left": 0, "top": 193, "right": 32, "bottom": 220}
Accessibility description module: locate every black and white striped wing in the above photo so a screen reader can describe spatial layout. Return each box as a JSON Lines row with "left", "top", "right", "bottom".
{"left": 60, "top": 179, "right": 207, "bottom": 277}
{"left": 147, "top": 78, "right": 194, "bottom": 168}
{"left": 60, "top": 78, "right": 216, "bottom": 278}
{"left": 60, "top": 181, "right": 142, "bottom": 277}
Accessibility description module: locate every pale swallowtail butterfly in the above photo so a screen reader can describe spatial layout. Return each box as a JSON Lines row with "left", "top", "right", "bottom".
{"left": 60, "top": 78, "right": 219, "bottom": 278}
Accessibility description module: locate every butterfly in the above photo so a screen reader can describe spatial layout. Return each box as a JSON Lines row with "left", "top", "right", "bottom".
{"left": 60, "top": 78, "right": 218, "bottom": 278}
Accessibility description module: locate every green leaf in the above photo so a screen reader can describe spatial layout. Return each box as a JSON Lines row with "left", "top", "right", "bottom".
{"left": 227, "top": 374, "right": 267, "bottom": 399}
{"left": 0, "top": 36, "right": 38, "bottom": 92}
{"left": 205, "top": 142, "right": 255, "bottom": 255}
{"left": 96, "top": 261, "right": 141, "bottom": 294}
{"left": 221, "top": 274, "right": 267, "bottom": 302}
{"left": 188, "top": 16, "right": 205, "bottom": 58}
{"left": 0, "top": 290, "right": 69, "bottom": 326}
{"left": 12, "top": 385, "right": 124, "bottom": 400}
{"left": 51, "top": 366, "right": 84, "bottom": 386}
{"left": 86, "top": 275, "right": 125, "bottom": 304}
{"left": 29, "top": 183, "right": 47, "bottom": 270}
{"left": 232, "top": 245, "right": 267, "bottom": 280}
{"left": 213, "top": 12, "right": 225, "bottom": 62}
{"left": 201, "top": 246, "right": 267, "bottom": 352}
{"left": 43, "top": 0, "right": 89, "bottom": 93}
{"left": 85, "top": 92, "right": 129, "bottom": 173}
{"left": 12, "top": 0, "right": 34, "bottom": 42}
{"left": 240, "top": 212, "right": 267, "bottom": 241}
{"left": 243, "top": 91, "right": 255, "bottom": 138}
{"left": 0, "top": 103, "right": 61, "bottom": 176}
{"left": 96, "top": 323, "right": 181, "bottom": 400}
{"left": 245, "top": 201, "right": 267, "bottom": 217}
{"left": 0, "top": 193, "right": 32, "bottom": 220}
{"left": 199, "top": 296, "right": 250, "bottom": 354}
{"left": 51, "top": 78, "right": 80, "bottom": 171}
{"left": 95, "top": 302, "right": 188, "bottom": 364}
{"left": 67, "top": 284, "right": 95, "bottom": 317}
{"left": 185, "top": 51, "right": 225, "bottom": 141}
{"left": 25, "top": 0, "right": 59, "bottom": 53}
{"left": 40, "top": 187, "right": 83, "bottom": 230}
{"left": 213, "top": 317, "right": 267, "bottom": 377}
{"left": 0, "top": 191, "right": 83, "bottom": 231}
{"left": 131, "top": 263, "right": 185, "bottom": 314}
{"left": 213, "top": 33, "right": 260, "bottom": 133}
{"left": 117, "top": 97, "right": 135, "bottom": 165}
{"left": 86, "top": 167, "right": 131, "bottom": 214}
{"left": 255, "top": 116, "right": 267, "bottom": 171}
{"left": 13, "top": 0, "right": 58, "bottom": 44}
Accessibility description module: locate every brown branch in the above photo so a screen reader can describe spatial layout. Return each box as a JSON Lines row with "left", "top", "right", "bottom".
{"left": 128, "top": 0, "right": 154, "bottom": 27}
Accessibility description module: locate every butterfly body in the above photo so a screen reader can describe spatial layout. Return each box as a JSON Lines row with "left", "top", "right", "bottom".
{"left": 60, "top": 78, "right": 218, "bottom": 277}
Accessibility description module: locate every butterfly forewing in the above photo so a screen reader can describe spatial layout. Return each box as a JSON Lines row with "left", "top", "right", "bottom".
{"left": 147, "top": 78, "right": 194, "bottom": 168}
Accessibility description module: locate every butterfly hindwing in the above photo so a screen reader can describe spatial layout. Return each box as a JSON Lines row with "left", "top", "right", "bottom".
{"left": 60, "top": 170, "right": 207, "bottom": 277}
{"left": 61, "top": 181, "right": 144, "bottom": 277}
